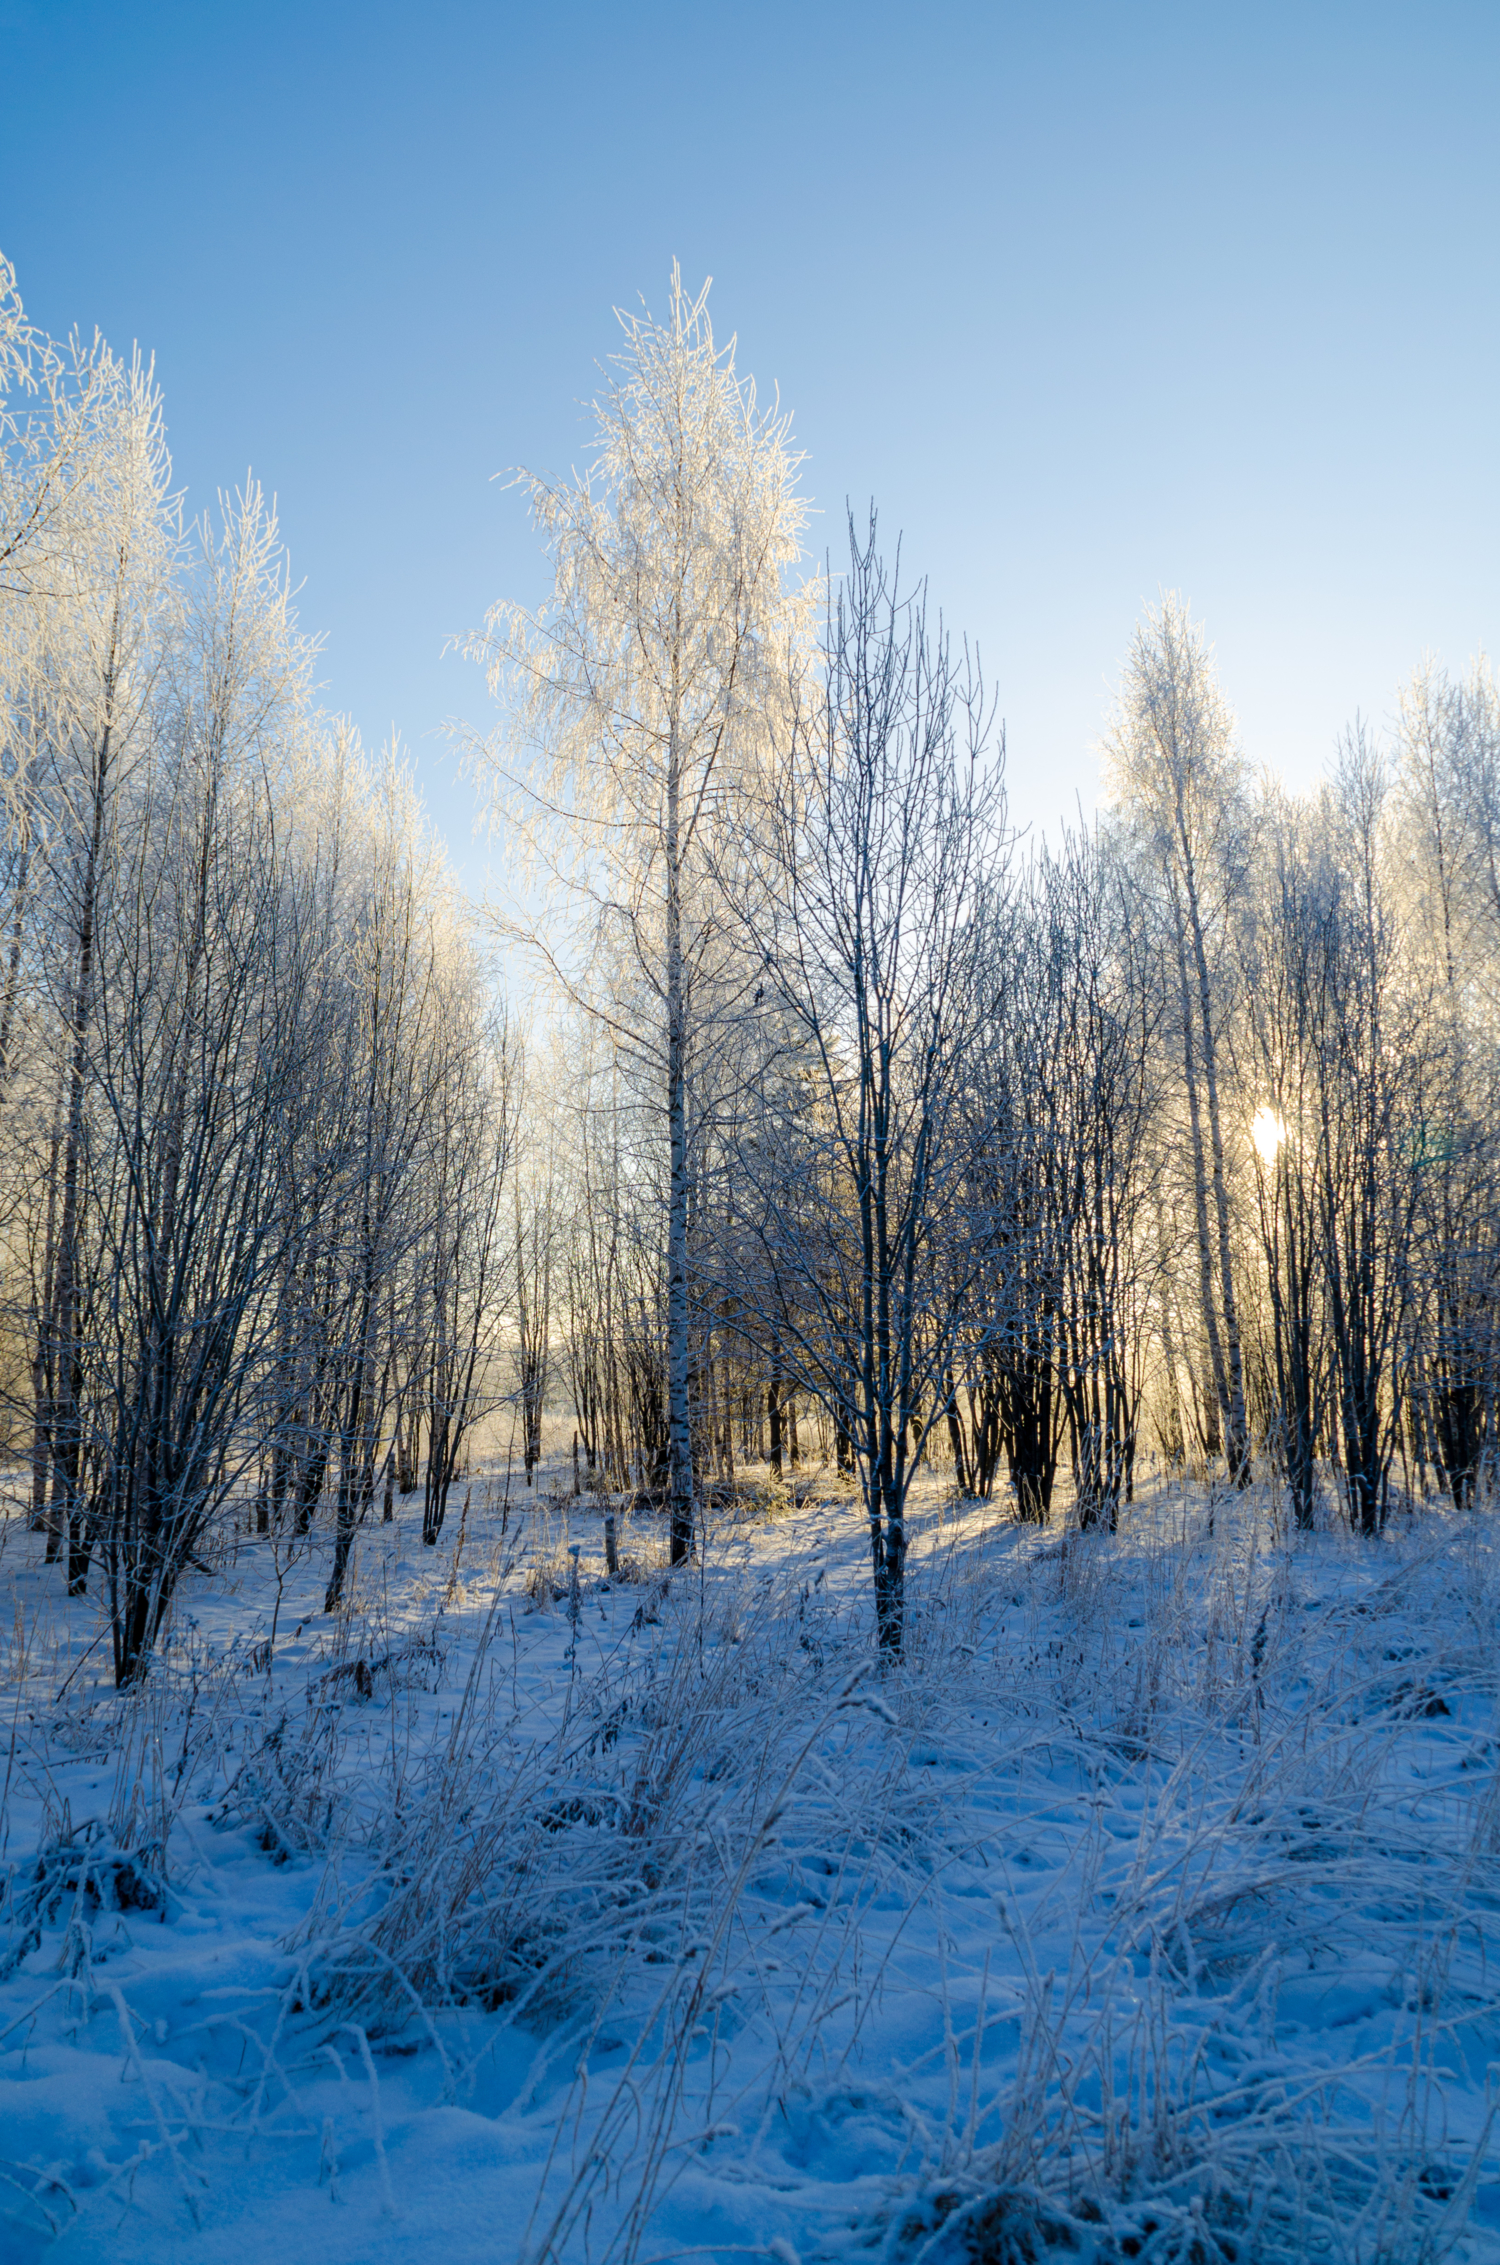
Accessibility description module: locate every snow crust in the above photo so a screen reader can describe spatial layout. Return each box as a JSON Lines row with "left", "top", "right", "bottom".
{"left": 1, "top": 1474, "right": 1497, "bottom": 2263}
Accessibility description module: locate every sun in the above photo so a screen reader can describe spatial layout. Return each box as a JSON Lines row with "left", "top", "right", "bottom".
{"left": 1251, "top": 1105, "right": 1287, "bottom": 1165}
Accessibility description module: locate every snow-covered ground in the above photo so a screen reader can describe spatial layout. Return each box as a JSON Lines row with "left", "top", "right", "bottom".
{"left": 1, "top": 1467, "right": 1497, "bottom": 2263}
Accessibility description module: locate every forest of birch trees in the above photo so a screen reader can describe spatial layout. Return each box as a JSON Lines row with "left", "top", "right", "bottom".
{"left": 3, "top": 251, "right": 1498, "bottom": 1683}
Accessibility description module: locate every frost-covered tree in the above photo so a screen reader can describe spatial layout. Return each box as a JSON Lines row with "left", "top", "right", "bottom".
{"left": 0, "top": 248, "right": 518, "bottom": 1674}
{"left": 737, "top": 517, "right": 1006, "bottom": 1649}
{"left": 1106, "top": 598, "right": 1253, "bottom": 1486}
{"left": 470, "top": 266, "right": 809, "bottom": 1562}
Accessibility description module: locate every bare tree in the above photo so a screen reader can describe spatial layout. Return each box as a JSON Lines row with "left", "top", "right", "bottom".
{"left": 954, "top": 833, "right": 1160, "bottom": 1528}
{"left": 86, "top": 684, "right": 312, "bottom": 1678}
{"left": 32, "top": 351, "right": 176, "bottom": 1579}
{"left": 738, "top": 516, "right": 1005, "bottom": 1650}
{"left": 469, "top": 266, "right": 809, "bottom": 1563}
{"left": 1310, "top": 735, "right": 1431, "bottom": 1532}
{"left": 419, "top": 1009, "right": 514, "bottom": 1543}
{"left": 1106, "top": 598, "right": 1252, "bottom": 1484}
{"left": 1393, "top": 663, "right": 1500, "bottom": 1502}
{"left": 1243, "top": 793, "right": 1329, "bottom": 1528}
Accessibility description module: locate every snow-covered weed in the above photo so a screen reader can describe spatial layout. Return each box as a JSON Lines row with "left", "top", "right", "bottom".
{"left": 292, "top": 1571, "right": 895, "bottom": 2033}
{"left": 266, "top": 1490, "right": 1500, "bottom": 2261}
{"left": 0, "top": 1477, "right": 1496, "bottom": 2263}
{"left": 855, "top": 1497, "right": 1500, "bottom": 2264}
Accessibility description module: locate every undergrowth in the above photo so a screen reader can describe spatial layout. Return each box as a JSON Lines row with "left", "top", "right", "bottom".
{"left": 0, "top": 1480, "right": 1496, "bottom": 2262}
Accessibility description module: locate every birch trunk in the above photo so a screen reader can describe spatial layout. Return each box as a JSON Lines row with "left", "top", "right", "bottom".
{"left": 666, "top": 709, "right": 694, "bottom": 1563}
{"left": 1178, "top": 833, "right": 1251, "bottom": 1484}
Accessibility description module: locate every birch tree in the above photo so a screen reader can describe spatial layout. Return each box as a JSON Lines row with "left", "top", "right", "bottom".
{"left": 1313, "top": 735, "right": 1430, "bottom": 1532}
{"left": 471, "top": 267, "right": 808, "bottom": 1562}
{"left": 34, "top": 352, "right": 176, "bottom": 1576}
{"left": 1106, "top": 598, "right": 1253, "bottom": 1484}
{"left": 740, "top": 517, "right": 1005, "bottom": 1650}
{"left": 1243, "top": 794, "right": 1329, "bottom": 1527}
{"left": 1393, "top": 662, "right": 1500, "bottom": 1501}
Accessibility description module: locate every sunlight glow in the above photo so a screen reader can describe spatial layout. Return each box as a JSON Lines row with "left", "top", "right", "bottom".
{"left": 1251, "top": 1105, "right": 1288, "bottom": 1165}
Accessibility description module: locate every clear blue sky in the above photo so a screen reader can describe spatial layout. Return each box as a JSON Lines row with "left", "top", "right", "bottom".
{"left": 3, "top": 0, "right": 1496, "bottom": 888}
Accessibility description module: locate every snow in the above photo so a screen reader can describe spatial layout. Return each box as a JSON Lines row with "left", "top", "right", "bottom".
{"left": 1, "top": 1471, "right": 1497, "bottom": 2263}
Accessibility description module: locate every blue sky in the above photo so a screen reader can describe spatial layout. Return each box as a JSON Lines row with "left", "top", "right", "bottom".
{"left": 3, "top": 0, "right": 1496, "bottom": 889}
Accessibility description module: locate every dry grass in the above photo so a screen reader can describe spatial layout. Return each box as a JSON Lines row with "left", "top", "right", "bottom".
{"left": 1, "top": 1471, "right": 1496, "bottom": 2262}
